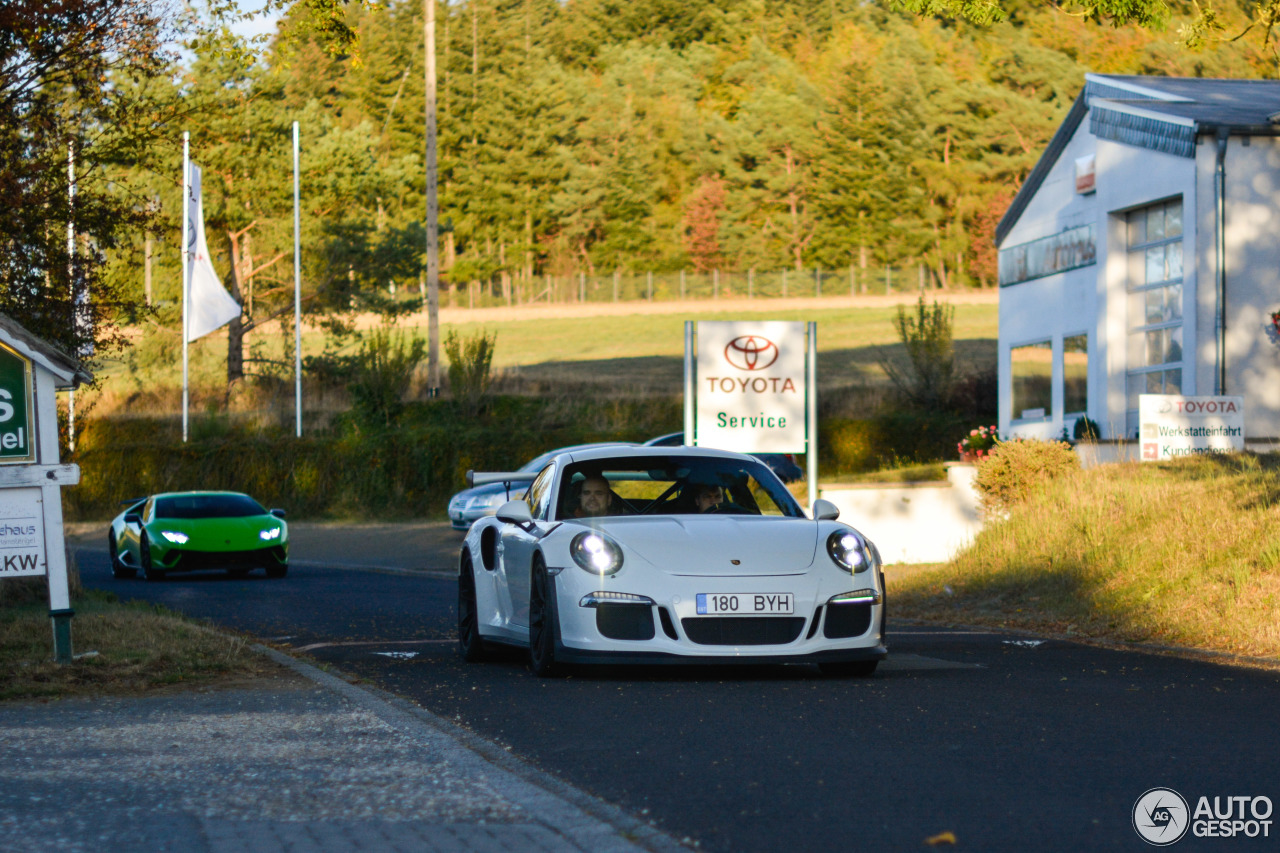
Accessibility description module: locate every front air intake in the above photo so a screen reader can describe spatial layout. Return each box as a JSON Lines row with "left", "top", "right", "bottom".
{"left": 681, "top": 617, "right": 805, "bottom": 646}
{"left": 595, "top": 604, "right": 656, "bottom": 641}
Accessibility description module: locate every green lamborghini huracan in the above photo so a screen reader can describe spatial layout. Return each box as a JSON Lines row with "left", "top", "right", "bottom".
{"left": 108, "top": 491, "right": 289, "bottom": 580}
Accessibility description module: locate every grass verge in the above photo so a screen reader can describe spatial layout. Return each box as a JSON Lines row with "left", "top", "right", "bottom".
{"left": 0, "top": 590, "right": 278, "bottom": 702}
{"left": 890, "top": 453, "right": 1280, "bottom": 659}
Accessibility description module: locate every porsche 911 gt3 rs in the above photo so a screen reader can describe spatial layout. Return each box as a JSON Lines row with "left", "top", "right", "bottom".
{"left": 457, "top": 446, "right": 886, "bottom": 677}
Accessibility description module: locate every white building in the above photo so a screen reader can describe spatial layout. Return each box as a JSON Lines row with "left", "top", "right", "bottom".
{"left": 996, "top": 74, "right": 1280, "bottom": 442}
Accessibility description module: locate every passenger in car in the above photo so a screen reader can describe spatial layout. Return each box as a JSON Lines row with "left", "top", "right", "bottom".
{"left": 575, "top": 474, "right": 613, "bottom": 518}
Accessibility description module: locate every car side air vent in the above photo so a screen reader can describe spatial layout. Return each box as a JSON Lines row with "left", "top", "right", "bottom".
{"left": 658, "top": 607, "right": 679, "bottom": 640}
{"left": 805, "top": 606, "right": 823, "bottom": 640}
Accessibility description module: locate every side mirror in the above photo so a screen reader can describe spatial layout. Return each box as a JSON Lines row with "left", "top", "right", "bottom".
{"left": 270, "top": 508, "right": 287, "bottom": 519}
{"left": 124, "top": 513, "right": 142, "bottom": 526}
{"left": 495, "top": 500, "right": 533, "bottom": 526}
{"left": 812, "top": 499, "right": 840, "bottom": 521}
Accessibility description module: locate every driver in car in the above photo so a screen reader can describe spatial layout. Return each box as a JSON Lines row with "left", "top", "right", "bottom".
{"left": 693, "top": 483, "right": 724, "bottom": 513}
{"left": 575, "top": 474, "right": 613, "bottom": 518}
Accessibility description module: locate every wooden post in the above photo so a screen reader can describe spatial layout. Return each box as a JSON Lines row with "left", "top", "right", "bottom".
{"left": 424, "top": 0, "right": 441, "bottom": 395}
{"left": 144, "top": 230, "right": 153, "bottom": 306}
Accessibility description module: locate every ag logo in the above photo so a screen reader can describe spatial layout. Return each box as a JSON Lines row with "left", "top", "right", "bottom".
{"left": 1133, "top": 787, "right": 1190, "bottom": 846}
{"left": 723, "top": 336, "right": 778, "bottom": 371}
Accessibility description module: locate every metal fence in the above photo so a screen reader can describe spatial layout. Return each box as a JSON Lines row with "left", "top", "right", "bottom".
{"left": 430, "top": 266, "right": 938, "bottom": 309}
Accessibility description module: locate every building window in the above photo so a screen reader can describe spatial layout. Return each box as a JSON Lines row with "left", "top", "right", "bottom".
{"left": 999, "top": 224, "right": 1097, "bottom": 287}
{"left": 1126, "top": 199, "right": 1183, "bottom": 419}
{"left": 1063, "top": 334, "right": 1088, "bottom": 415}
{"left": 1012, "top": 341, "right": 1052, "bottom": 421}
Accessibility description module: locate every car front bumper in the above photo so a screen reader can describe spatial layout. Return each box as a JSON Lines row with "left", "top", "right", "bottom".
{"left": 152, "top": 544, "right": 289, "bottom": 572}
{"left": 546, "top": 564, "right": 886, "bottom": 662}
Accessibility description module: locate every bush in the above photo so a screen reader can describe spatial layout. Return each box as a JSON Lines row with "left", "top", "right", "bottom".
{"left": 1073, "top": 417, "right": 1101, "bottom": 442}
{"left": 822, "top": 411, "right": 968, "bottom": 476}
{"left": 444, "top": 328, "right": 497, "bottom": 417}
{"left": 880, "top": 296, "right": 956, "bottom": 409}
{"left": 347, "top": 327, "right": 426, "bottom": 427}
{"left": 974, "top": 438, "right": 1078, "bottom": 516}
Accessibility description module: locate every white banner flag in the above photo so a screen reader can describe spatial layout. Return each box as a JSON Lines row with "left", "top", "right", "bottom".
{"left": 185, "top": 163, "right": 241, "bottom": 342}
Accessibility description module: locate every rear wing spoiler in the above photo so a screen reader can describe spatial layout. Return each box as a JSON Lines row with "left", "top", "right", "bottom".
{"left": 466, "top": 471, "right": 539, "bottom": 488}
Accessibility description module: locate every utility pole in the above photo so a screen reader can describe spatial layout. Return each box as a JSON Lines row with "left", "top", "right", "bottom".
{"left": 425, "top": 0, "right": 440, "bottom": 396}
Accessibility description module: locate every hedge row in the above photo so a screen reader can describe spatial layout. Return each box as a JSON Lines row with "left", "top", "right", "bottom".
{"left": 66, "top": 404, "right": 974, "bottom": 521}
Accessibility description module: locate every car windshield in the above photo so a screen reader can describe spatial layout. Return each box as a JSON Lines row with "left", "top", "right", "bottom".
{"left": 154, "top": 494, "right": 267, "bottom": 520}
{"left": 555, "top": 455, "right": 802, "bottom": 520}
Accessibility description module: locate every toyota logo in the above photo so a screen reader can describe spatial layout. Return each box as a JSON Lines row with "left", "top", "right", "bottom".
{"left": 724, "top": 336, "right": 779, "bottom": 371}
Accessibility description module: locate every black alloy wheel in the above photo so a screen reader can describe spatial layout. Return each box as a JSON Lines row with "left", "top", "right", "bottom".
{"left": 457, "top": 555, "right": 489, "bottom": 662}
{"left": 108, "top": 534, "right": 135, "bottom": 579}
{"left": 528, "top": 553, "right": 561, "bottom": 677}
{"left": 140, "top": 534, "right": 165, "bottom": 582}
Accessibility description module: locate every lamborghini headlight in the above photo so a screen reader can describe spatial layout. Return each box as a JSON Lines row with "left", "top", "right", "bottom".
{"left": 259, "top": 527, "right": 282, "bottom": 541}
{"left": 160, "top": 531, "right": 189, "bottom": 545}
{"left": 827, "top": 530, "right": 870, "bottom": 573}
{"left": 570, "top": 531, "right": 624, "bottom": 576}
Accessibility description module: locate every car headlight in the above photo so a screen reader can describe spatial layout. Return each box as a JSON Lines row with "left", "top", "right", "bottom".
{"left": 259, "top": 527, "right": 282, "bottom": 541}
{"left": 570, "top": 531, "right": 624, "bottom": 575}
{"left": 160, "top": 531, "right": 189, "bottom": 545}
{"left": 470, "top": 493, "right": 504, "bottom": 511}
{"left": 827, "top": 530, "right": 870, "bottom": 573}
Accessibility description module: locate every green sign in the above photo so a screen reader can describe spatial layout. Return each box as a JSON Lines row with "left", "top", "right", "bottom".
{"left": 0, "top": 343, "right": 34, "bottom": 464}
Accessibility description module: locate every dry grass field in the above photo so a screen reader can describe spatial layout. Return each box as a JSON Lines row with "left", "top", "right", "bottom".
{"left": 87, "top": 291, "right": 998, "bottom": 420}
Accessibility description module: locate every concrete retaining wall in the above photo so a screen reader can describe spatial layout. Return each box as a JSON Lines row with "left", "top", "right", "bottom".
{"left": 819, "top": 465, "right": 982, "bottom": 566}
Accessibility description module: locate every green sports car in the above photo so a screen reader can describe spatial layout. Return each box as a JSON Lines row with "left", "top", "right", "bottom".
{"left": 108, "top": 491, "right": 289, "bottom": 581}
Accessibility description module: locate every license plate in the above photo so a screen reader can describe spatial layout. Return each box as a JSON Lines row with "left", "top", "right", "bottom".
{"left": 696, "top": 593, "right": 794, "bottom": 615}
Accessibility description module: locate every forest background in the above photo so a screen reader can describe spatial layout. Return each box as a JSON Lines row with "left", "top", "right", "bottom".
{"left": 4, "top": 0, "right": 1277, "bottom": 518}
{"left": 90, "top": 0, "right": 1275, "bottom": 388}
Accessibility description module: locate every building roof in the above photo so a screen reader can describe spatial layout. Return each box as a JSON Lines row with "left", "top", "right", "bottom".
{"left": 0, "top": 313, "right": 93, "bottom": 389}
{"left": 996, "top": 75, "right": 1280, "bottom": 246}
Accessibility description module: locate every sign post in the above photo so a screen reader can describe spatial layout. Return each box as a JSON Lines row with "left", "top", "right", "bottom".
{"left": 0, "top": 319, "right": 89, "bottom": 663}
{"left": 684, "top": 321, "right": 817, "bottom": 511}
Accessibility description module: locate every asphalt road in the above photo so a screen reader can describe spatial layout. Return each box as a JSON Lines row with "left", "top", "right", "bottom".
{"left": 74, "top": 534, "right": 1280, "bottom": 853}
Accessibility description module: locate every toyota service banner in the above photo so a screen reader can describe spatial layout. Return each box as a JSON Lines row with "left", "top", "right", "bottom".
{"left": 695, "top": 321, "right": 806, "bottom": 454}
{"left": 1139, "top": 394, "right": 1244, "bottom": 461}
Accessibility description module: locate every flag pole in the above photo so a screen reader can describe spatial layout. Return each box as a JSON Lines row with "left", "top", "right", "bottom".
{"left": 182, "top": 132, "right": 190, "bottom": 443}
{"left": 293, "top": 121, "right": 302, "bottom": 437}
{"left": 67, "top": 143, "right": 76, "bottom": 452}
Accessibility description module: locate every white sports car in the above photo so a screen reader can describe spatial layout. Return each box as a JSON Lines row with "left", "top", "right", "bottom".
{"left": 457, "top": 445, "right": 887, "bottom": 677}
